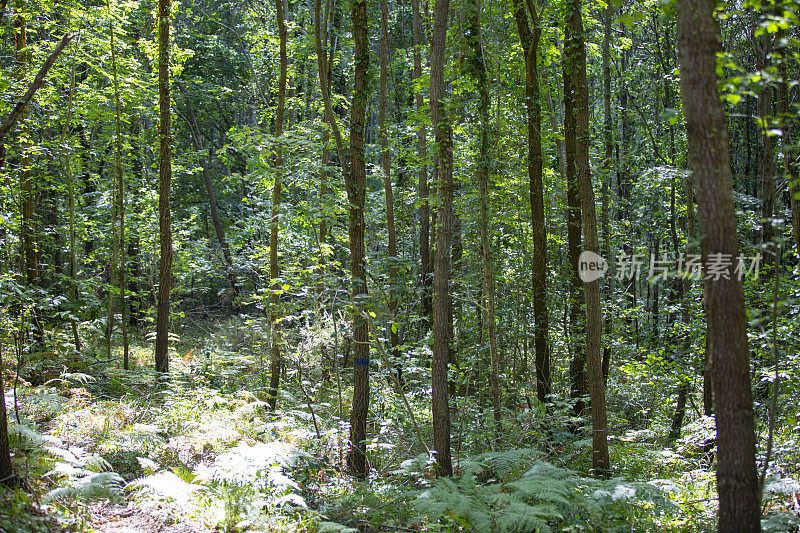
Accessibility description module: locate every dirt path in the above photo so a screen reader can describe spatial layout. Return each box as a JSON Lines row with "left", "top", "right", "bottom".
{"left": 88, "top": 503, "right": 213, "bottom": 533}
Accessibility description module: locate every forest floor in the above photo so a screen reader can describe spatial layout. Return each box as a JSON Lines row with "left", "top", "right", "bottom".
{"left": 1, "top": 316, "right": 798, "bottom": 532}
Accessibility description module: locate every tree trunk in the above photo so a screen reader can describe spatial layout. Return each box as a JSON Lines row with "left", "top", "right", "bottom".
{"left": 128, "top": 117, "right": 143, "bottom": 329}
{"left": 267, "top": 0, "right": 288, "bottom": 411}
{"left": 109, "top": 6, "right": 128, "bottom": 369}
{"left": 380, "top": 0, "right": 400, "bottom": 369}
{"left": 449, "top": 198, "right": 461, "bottom": 394}
{"left": 0, "top": 347, "right": 12, "bottom": 483}
{"left": 430, "top": 0, "right": 453, "bottom": 477}
{"left": 778, "top": 58, "right": 800, "bottom": 261}
{"left": 758, "top": 36, "right": 776, "bottom": 272}
{"left": 677, "top": 1, "right": 760, "bottom": 529}
{"left": 61, "top": 33, "right": 81, "bottom": 352}
{"left": 564, "top": 21, "right": 585, "bottom": 419}
{"left": 669, "top": 165, "right": 695, "bottom": 441}
{"left": 601, "top": 0, "right": 613, "bottom": 382}
{"left": 155, "top": 0, "right": 172, "bottom": 374}
{"left": 512, "top": 0, "right": 550, "bottom": 406}
{"left": 345, "top": 0, "right": 370, "bottom": 480}
{"left": 565, "top": 0, "right": 610, "bottom": 476}
{"left": 411, "top": 0, "right": 432, "bottom": 330}
{"left": 16, "top": 0, "right": 42, "bottom": 343}
{"left": 179, "top": 89, "right": 238, "bottom": 296}
{"left": 470, "top": 0, "right": 501, "bottom": 441}
{"left": 314, "top": 0, "right": 347, "bottom": 176}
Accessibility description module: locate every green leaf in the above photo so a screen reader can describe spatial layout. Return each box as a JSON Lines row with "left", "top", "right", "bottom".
{"left": 725, "top": 93, "right": 742, "bottom": 105}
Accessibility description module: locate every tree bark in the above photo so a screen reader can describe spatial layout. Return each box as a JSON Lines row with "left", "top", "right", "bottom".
{"left": 565, "top": 0, "right": 610, "bottom": 475}
{"left": 128, "top": 117, "right": 144, "bottom": 329}
{"left": 470, "top": 0, "right": 501, "bottom": 441}
{"left": 757, "top": 36, "right": 776, "bottom": 272}
{"left": 155, "top": 0, "right": 172, "bottom": 374}
{"left": 778, "top": 56, "right": 800, "bottom": 261}
{"left": 411, "top": 0, "right": 432, "bottom": 330}
{"left": 313, "top": 0, "right": 347, "bottom": 176}
{"left": 512, "top": 0, "right": 550, "bottom": 406}
{"left": 677, "top": 0, "right": 760, "bottom": 529}
{"left": 267, "top": 0, "right": 288, "bottom": 411}
{"left": 601, "top": 0, "right": 613, "bottom": 382}
{"left": 109, "top": 6, "right": 128, "bottom": 369}
{"left": 380, "top": 0, "right": 400, "bottom": 367}
{"left": 0, "top": 347, "right": 12, "bottom": 483}
{"left": 563, "top": 19, "right": 585, "bottom": 419}
{"left": 314, "top": 0, "right": 372, "bottom": 477}
{"left": 669, "top": 167, "right": 695, "bottom": 440}
{"left": 345, "top": 0, "right": 370, "bottom": 480}
{"left": 430, "top": 0, "right": 453, "bottom": 477}
{"left": 15, "top": 1, "right": 32, "bottom": 284}
{"left": 61, "top": 32, "right": 81, "bottom": 352}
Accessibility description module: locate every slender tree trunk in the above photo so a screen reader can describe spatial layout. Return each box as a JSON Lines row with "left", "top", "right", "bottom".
{"left": 778, "top": 58, "right": 800, "bottom": 261}
{"left": 267, "top": 0, "right": 288, "bottom": 411}
{"left": 178, "top": 88, "right": 237, "bottom": 296}
{"left": 758, "top": 36, "right": 776, "bottom": 272}
{"left": 155, "top": 0, "right": 172, "bottom": 374}
{"left": 703, "top": 329, "right": 713, "bottom": 415}
{"left": 345, "top": 0, "right": 370, "bottom": 480}
{"left": 129, "top": 117, "right": 143, "bottom": 329}
{"left": 545, "top": 81, "right": 568, "bottom": 185}
{"left": 565, "top": 0, "right": 609, "bottom": 475}
{"left": 380, "top": 0, "right": 400, "bottom": 367}
{"left": 449, "top": 198, "right": 461, "bottom": 394}
{"left": 470, "top": 0, "right": 501, "bottom": 440}
{"left": 16, "top": 0, "right": 41, "bottom": 343}
{"left": 669, "top": 166, "right": 695, "bottom": 440}
{"left": 61, "top": 31, "right": 81, "bottom": 352}
{"left": 0, "top": 346, "right": 12, "bottom": 483}
{"left": 601, "top": 0, "right": 613, "bottom": 382}
{"left": 109, "top": 3, "right": 128, "bottom": 368}
{"left": 430, "top": 0, "right": 453, "bottom": 477}
{"left": 651, "top": 238, "right": 660, "bottom": 340}
{"left": 313, "top": 0, "right": 347, "bottom": 175}
{"left": 678, "top": 1, "right": 760, "bottom": 529}
{"left": 512, "top": 0, "right": 550, "bottom": 406}
{"left": 618, "top": 22, "right": 636, "bottom": 340}
{"left": 564, "top": 28, "right": 585, "bottom": 419}
{"left": 411, "top": 0, "right": 432, "bottom": 329}
{"left": 316, "top": 0, "right": 332, "bottom": 250}
{"left": 745, "top": 94, "right": 753, "bottom": 196}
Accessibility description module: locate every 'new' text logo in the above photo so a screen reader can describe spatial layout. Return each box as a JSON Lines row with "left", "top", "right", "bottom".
{"left": 578, "top": 251, "right": 608, "bottom": 283}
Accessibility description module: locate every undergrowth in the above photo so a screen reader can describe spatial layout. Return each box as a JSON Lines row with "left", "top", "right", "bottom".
{"left": 1, "top": 317, "right": 798, "bottom": 531}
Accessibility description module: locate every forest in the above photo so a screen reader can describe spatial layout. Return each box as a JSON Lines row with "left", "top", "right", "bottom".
{"left": 0, "top": 0, "right": 799, "bottom": 530}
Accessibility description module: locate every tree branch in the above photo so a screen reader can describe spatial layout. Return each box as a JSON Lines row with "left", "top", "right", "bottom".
{"left": 0, "top": 33, "right": 74, "bottom": 146}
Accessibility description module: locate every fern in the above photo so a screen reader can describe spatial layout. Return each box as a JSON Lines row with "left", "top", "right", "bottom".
{"left": 462, "top": 447, "right": 541, "bottom": 481}
{"left": 414, "top": 454, "right": 675, "bottom": 532}
{"left": 43, "top": 471, "right": 125, "bottom": 504}
{"left": 494, "top": 501, "right": 560, "bottom": 533}
{"left": 416, "top": 475, "right": 496, "bottom": 531}
{"left": 39, "top": 440, "right": 126, "bottom": 505}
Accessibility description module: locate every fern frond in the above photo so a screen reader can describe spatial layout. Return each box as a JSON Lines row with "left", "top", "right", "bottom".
{"left": 43, "top": 470, "right": 125, "bottom": 504}
{"left": 498, "top": 477, "right": 571, "bottom": 506}
{"left": 415, "top": 475, "right": 494, "bottom": 531}
{"left": 463, "top": 447, "right": 540, "bottom": 480}
{"left": 494, "top": 501, "right": 561, "bottom": 533}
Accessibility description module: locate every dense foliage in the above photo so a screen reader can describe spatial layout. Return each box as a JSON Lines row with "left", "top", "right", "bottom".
{"left": 0, "top": 0, "right": 799, "bottom": 530}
